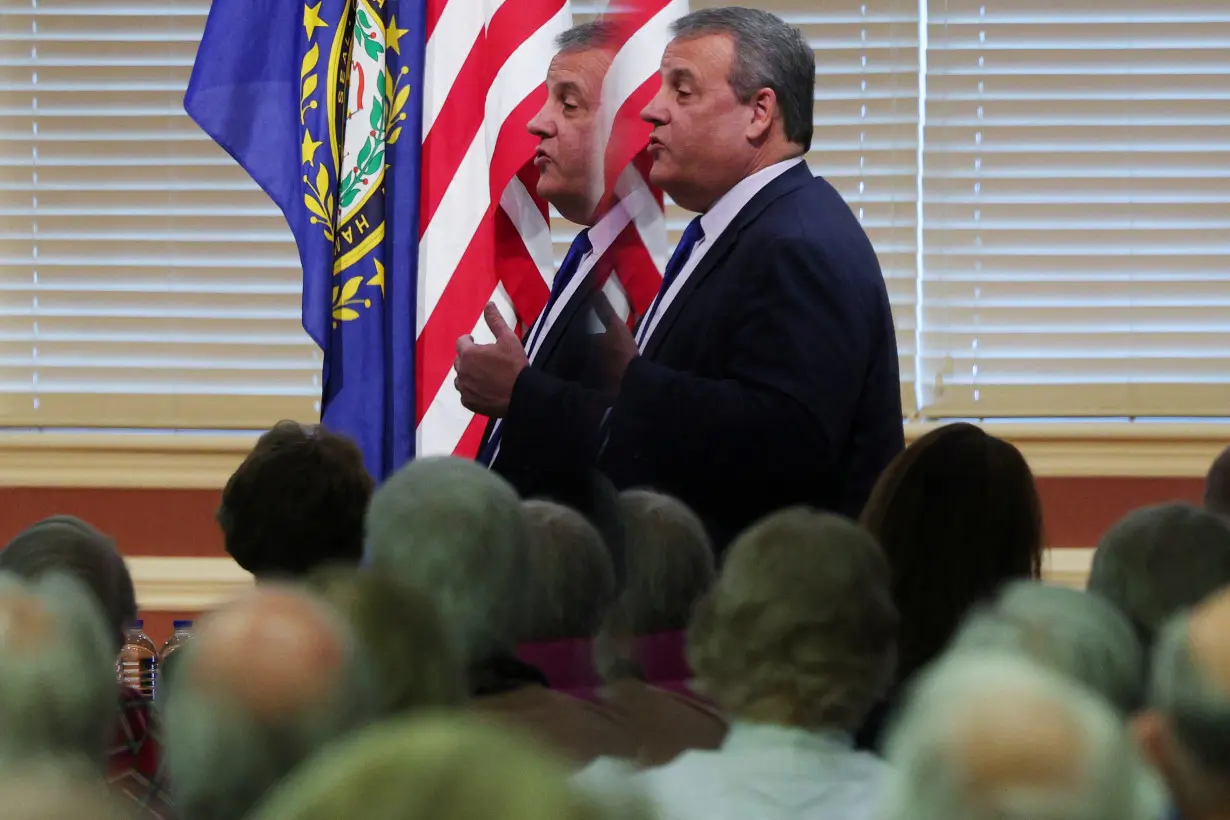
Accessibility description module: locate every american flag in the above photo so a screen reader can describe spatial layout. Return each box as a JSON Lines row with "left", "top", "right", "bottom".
{"left": 414, "top": 0, "right": 685, "bottom": 458}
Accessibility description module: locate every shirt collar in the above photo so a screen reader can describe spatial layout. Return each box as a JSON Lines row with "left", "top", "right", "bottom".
{"left": 722, "top": 721, "right": 854, "bottom": 755}
{"left": 585, "top": 198, "right": 636, "bottom": 261}
{"left": 698, "top": 156, "right": 807, "bottom": 243}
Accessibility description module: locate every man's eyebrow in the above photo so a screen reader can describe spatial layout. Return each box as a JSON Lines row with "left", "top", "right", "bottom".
{"left": 666, "top": 67, "right": 696, "bottom": 85}
{"left": 552, "top": 80, "right": 583, "bottom": 98}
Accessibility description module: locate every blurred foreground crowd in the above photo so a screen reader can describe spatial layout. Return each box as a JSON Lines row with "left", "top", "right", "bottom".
{"left": 2, "top": 421, "right": 1230, "bottom": 820}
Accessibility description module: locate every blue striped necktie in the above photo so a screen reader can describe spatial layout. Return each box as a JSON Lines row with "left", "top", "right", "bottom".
{"left": 637, "top": 216, "right": 704, "bottom": 343}
{"left": 477, "top": 229, "right": 592, "bottom": 467}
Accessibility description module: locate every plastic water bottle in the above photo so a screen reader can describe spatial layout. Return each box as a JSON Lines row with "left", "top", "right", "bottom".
{"left": 160, "top": 620, "right": 193, "bottom": 661}
{"left": 116, "top": 620, "right": 159, "bottom": 700}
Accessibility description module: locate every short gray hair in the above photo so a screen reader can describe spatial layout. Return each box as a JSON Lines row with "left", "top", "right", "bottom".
{"left": 1088, "top": 503, "right": 1230, "bottom": 648}
{"left": 520, "top": 500, "right": 616, "bottom": 642}
{"left": 555, "top": 19, "right": 617, "bottom": 53}
{"left": 949, "top": 581, "right": 1145, "bottom": 714}
{"left": 162, "top": 593, "right": 378, "bottom": 820}
{"left": 1148, "top": 612, "right": 1230, "bottom": 801}
{"left": 0, "top": 572, "right": 117, "bottom": 769}
{"left": 670, "top": 7, "right": 814, "bottom": 148}
{"left": 610, "top": 490, "right": 714, "bottom": 635}
{"left": 688, "top": 508, "right": 896, "bottom": 731}
{"left": 364, "top": 456, "right": 531, "bottom": 664}
{"left": 0, "top": 515, "right": 136, "bottom": 652}
{"left": 881, "top": 653, "right": 1160, "bottom": 820}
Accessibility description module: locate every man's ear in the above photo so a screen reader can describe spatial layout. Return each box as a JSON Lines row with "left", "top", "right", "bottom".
{"left": 745, "top": 88, "right": 776, "bottom": 143}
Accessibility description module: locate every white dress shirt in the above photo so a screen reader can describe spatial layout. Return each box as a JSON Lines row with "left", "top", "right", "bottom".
{"left": 575, "top": 722, "right": 889, "bottom": 820}
{"left": 635, "top": 156, "right": 807, "bottom": 350}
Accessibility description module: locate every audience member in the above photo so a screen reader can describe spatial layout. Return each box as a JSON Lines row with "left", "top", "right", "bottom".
{"left": 0, "top": 516, "right": 163, "bottom": 810}
{"left": 1087, "top": 502, "right": 1230, "bottom": 650}
{"left": 0, "top": 572, "right": 116, "bottom": 770}
{"left": 217, "top": 421, "right": 373, "bottom": 579}
{"left": 880, "top": 653, "right": 1159, "bottom": 820}
{"left": 161, "top": 585, "right": 377, "bottom": 820}
{"left": 857, "top": 422, "right": 1043, "bottom": 749}
{"left": 950, "top": 580, "right": 1145, "bottom": 714}
{"left": 308, "top": 567, "right": 466, "bottom": 716}
{"left": 248, "top": 714, "right": 652, "bottom": 820}
{"left": 1135, "top": 586, "right": 1230, "bottom": 820}
{"left": 516, "top": 500, "right": 617, "bottom": 696}
{"left": 595, "top": 489, "right": 726, "bottom": 766}
{"left": 605, "top": 508, "right": 896, "bottom": 819}
{"left": 1205, "top": 444, "right": 1230, "bottom": 518}
{"left": 364, "top": 456, "right": 635, "bottom": 766}
{"left": 0, "top": 758, "right": 134, "bottom": 820}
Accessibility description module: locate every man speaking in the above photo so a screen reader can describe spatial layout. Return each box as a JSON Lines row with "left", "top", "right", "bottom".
{"left": 453, "top": 22, "right": 628, "bottom": 526}
{"left": 596, "top": 8, "right": 904, "bottom": 553}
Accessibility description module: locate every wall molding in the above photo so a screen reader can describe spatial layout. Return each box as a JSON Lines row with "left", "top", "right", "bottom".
{"left": 0, "top": 422, "right": 1223, "bottom": 488}
{"left": 128, "top": 550, "right": 1097, "bottom": 612}
{"left": 128, "top": 557, "right": 253, "bottom": 611}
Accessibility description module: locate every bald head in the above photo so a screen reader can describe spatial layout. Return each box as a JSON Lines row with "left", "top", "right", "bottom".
{"left": 1139, "top": 587, "right": 1230, "bottom": 817}
{"left": 163, "top": 586, "right": 377, "bottom": 820}
{"left": 190, "top": 586, "right": 346, "bottom": 718}
{"left": 881, "top": 654, "right": 1158, "bottom": 820}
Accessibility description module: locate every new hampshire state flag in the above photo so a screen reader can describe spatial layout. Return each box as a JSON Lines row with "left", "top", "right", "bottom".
{"left": 185, "top": 0, "right": 424, "bottom": 480}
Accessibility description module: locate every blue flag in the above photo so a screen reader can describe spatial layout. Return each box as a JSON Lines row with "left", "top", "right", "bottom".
{"left": 185, "top": 0, "right": 424, "bottom": 480}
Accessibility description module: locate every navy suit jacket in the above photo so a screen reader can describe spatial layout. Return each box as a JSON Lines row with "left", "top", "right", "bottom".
{"left": 478, "top": 256, "right": 622, "bottom": 567}
{"left": 598, "top": 162, "right": 905, "bottom": 554}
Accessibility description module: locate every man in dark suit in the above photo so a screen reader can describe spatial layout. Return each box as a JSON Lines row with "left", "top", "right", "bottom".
{"left": 595, "top": 8, "right": 905, "bottom": 554}
{"left": 453, "top": 21, "right": 630, "bottom": 544}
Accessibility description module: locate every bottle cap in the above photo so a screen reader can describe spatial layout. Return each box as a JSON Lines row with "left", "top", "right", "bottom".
{"left": 131, "top": 619, "right": 144, "bottom": 628}
{"left": 172, "top": 620, "right": 193, "bottom": 629}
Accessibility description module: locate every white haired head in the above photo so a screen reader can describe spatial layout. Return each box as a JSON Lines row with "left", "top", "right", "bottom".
{"left": 949, "top": 581, "right": 1145, "bottom": 714}
{"left": 880, "top": 653, "right": 1158, "bottom": 820}
{"left": 364, "top": 456, "right": 531, "bottom": 664}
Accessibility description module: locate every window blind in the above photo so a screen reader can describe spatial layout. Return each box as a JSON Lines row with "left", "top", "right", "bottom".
{"left": 0, "top": 0, "right": 321, "bottom": 428}
{"left": 920, "top": 0, "right": 1230, "bottom": 417}
{"left": 557, "top": 0, "right": 921, "bottom": 415}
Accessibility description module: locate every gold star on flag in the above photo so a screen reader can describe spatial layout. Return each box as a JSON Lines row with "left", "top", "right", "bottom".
{"left": 301, "top": 130, "right": 323, "bottom": 164}
{"left": 369, "top": 259, "right": 386, "bottom": 298}
{"left": 385, "top": 16, "right": 410, "bottom": 55}
{"left": 303, "top": 2, "right": 328, "bottom": 38}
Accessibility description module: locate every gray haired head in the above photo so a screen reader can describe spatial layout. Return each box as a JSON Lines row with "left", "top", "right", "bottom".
{"left": 519, "top": 500, "right": 616, "bottom": 642}
{"left": 669, "top": 7, "right": 814, "bottom": 149}
{"left": 1088, "top": 502, "right": 1230, "bottom": 649}
{"left": 949, "top": 581, "right": 1145, "bottom": 714}
{"left": 0, "top": 515, "right": 136, "bottom": 652}
{"left": 881, "top": 652, "right": 1161, "bottom": 820}
{"left": 364, "top": 456, "right": 531, "bottom": 665}
{"left": 0, "top": 572, "right": 118, "bottom": 770}
{"left": 554, "top": 19, "right": 617, "bottom": 53}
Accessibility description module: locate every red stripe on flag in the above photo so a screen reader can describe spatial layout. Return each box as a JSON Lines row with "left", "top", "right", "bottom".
{"left": 420, "top": 0, "right": 562, "bottom": 232}
{"left": 603, "top": 76, "right": 659, "bottom": 198}
{"left": 454, "top": 412, "right": 489, "bottom": 460}
{"left": 495, "top": 198, "right": 550, "bottom": 327}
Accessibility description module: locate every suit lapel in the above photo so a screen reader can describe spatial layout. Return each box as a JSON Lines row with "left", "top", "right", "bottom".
{"left": 531, "top": 265, "right": 597, "bottom": 367}
{"left": 642, "top": 162, "right": 814, "bottom": 359}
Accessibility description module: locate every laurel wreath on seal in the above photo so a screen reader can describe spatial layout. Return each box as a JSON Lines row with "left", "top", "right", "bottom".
{"left": 298, "top": 2, "right": 412, "bottom": 325}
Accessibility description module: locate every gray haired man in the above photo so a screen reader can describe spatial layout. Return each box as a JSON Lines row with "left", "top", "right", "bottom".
{"left": 881, "top": 653, "right": 1160, "bottom": 820}
{"left": 1135, "top": 586, "right": 1230, "bottom": 820}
